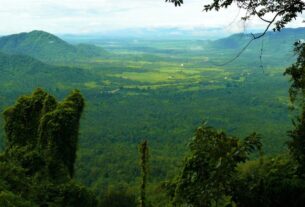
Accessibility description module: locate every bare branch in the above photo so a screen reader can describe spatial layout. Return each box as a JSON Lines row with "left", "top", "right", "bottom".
{"left": 211, "top": 38, "right": 254, "bottom": 66}
{"left": 211, "top": 10, "right": 284, "bottom": 66}
{"left": 257, "top": 16, "right": 272, "bottom": 24}
{"left": 254, "top": 9, "right": 272, "bottom": 23}
{"left": 259, "top": 38, "right": 265, "bottom": 73}
{"left": 252, "top": 10, "right": 285, "bottom": 39}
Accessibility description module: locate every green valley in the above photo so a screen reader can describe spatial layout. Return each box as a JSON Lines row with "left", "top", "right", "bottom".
{"left": 0, "top": 28, "right": 303, "bottom": 206}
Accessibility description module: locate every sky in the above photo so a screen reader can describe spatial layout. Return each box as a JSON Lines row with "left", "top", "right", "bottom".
{"left": 0, "top": 0, "right": 304, "bottom": 36}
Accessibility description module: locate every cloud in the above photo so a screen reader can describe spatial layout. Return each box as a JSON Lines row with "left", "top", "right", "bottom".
{"left": 0, "top": 0, "right": 304, "bottom": 35}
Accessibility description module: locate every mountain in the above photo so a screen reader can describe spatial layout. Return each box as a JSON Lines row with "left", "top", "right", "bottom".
{"left": 204, "top": 27, "right": 305, "bottom": 67}
{"left": 0, "top": 30, "right": 107, "bottom": 63}
{"left": 211, "top": 27, "right": 305, "bottom": 51}
{"left": 61, "top": 27, "right": 227, "bottom": 42}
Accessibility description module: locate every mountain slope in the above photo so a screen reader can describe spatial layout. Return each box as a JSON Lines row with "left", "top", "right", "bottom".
{"left": 0, "top": 51, "right": 100, "bottom": 150}
{"left": 205, "top": 27, "right": 305, "bottom": 67}
{"left": 0, "top": 52, "right": 96, "bottom": 90}
{"left": 0, "top": 30, "right": 107, "bottom": 63}
{"left": 211, "top": 27, "right": 305, "bottom": 50}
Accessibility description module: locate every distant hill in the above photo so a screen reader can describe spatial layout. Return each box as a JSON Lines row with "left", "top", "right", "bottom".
{"left": 205, "top": 27, "right": 305, "bottom": 67}
{"left": 211, "top": 27, "right": 305, "bottom": 51}
{"left": 61, "top": 27, "right": 226, "bottom": 42}
{"left": 0, "top": 30, "right": 107, "bottom": 63}
{"left": 0, "top": 52, "right": 96, "bottom": 91}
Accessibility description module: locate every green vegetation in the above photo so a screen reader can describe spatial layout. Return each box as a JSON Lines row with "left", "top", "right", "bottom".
{"left": 166, "top": 125, "right": 262, "bottom": 206}
{"left": 139, "top": 140, "right": 149, "bottom": 207}
{"left": 0, "top": 30, "right": 107, "bottom": 64}
{"left": 0, "top": 28, "right": 305, "bottom": 206}
{"left": 0, "top": 89, "right": 97, "bottom": 206}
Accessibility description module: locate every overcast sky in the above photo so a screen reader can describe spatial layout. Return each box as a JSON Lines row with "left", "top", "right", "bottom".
{"left": 0, "top": 0, "right": 304, "bottom": 35}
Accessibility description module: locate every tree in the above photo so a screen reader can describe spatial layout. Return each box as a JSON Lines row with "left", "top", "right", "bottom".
{"left": 167, "top": 123, "right": 261, "bottom": 207}
{"left": 166, "top": 0, "right": 305, "bottom": 65}
{"left": 285, "top": 41, "right": 305, "bottom": 175}
{"left": 285, "top": 41, "right": 305, "bottom": 105}
{"left": 139, "top": 140, "right": 149, "bottom": 207}
{"left": 167, "top": 0, "right": 305, "bottom": 34}
{"left": 231, "top": 155, "right": 305, "bottom": 207}
{"left": 98, "top": 185, "right": 137, "bottom": 207}
{"left": 0, "top": 88, "right": 97, "bottom": 206}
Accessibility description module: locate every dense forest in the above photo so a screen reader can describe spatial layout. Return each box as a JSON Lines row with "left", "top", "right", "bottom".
{"left": 1, "top": 0, "right": 305, "bottom": 205}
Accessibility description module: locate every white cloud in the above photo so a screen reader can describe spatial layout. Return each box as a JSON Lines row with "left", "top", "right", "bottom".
{"left": 0, "top": 0, "right": 304, "bottom": 35}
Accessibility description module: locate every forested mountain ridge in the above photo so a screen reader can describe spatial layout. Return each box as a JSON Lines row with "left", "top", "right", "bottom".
{"left": 0, "top": 30, "right": 107, "bottom": 63}
{"left": 89, "top": 27, "right": 304, "bottom": 69}
{"left": 0, "top": 52, "right": 97, "bottom": 91}
{"left": 210, "top": 27, "right": 305, "bottom": 54}
{"left": 200, "top": 28, "right": 305, "bottom": 68}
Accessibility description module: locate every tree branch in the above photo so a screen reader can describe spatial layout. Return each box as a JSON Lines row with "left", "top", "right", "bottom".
{"left": 211, "top": 10, "right": 284, "bottom": 66}
{"left": 252, "top": 10, "right": 285, "bottom": 39}
{"left": 254, "top": 9, "right": 272, "bottom": 23}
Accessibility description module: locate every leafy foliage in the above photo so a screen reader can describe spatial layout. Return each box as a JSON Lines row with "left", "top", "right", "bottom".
{"left": 139, "top": 140, "right": 149, "bottom": 207}
{"left": 0, "top": 89, "right": 97, "bottom": 206}
{"left": 167, "top": 124, "right": 261, "bottom": 206}
{"left": 165, "top": 0, "right": 183, "bottom": 7}
{"left": 284, "top": 42, "right": 305, "bottom": 175}
{"left": 168, "top": 0, "right": 305, "bottom": 32}
{"left": 0, "top": 30, "right": 107, "bottom": 64}
{"left": 98, "top": 185, "right": 137, "bottom": 207}
{"left": 233, "top": 155, "right": 305, "bottom": 207}
{"left": 0, "top": 29, "right": 304, "bottom": 206}
{"left": 284, "top": 41, "right": 305, "bottom": 105}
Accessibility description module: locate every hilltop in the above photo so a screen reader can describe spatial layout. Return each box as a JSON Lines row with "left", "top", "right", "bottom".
{"left": 0, "top": 30, "right": 107, "bottom": 63}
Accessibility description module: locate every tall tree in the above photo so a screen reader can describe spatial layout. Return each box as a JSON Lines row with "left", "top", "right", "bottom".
{"left": 167, "top": 123, "right": 261, "bottom": 207}
{"left": 0, "top": 88, "right": 97, "bottom": 206}
{"left": 139, "top": 140, "right": 149, "bottom": 207}
{"left": 285, "top": 41, "right": 305, "bottom": 175}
